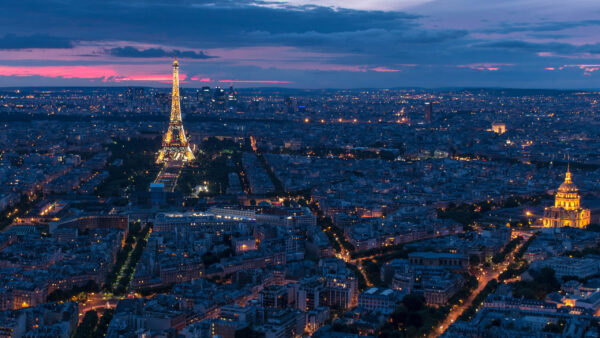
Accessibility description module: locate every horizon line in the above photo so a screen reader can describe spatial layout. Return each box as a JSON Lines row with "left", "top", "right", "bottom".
{"left": 0, "top": 85, "right": 598, "bottom": 92}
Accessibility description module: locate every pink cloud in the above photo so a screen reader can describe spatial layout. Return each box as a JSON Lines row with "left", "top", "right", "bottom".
{"left": 537, "top": 52, "right": 555, "bottom": 57}
{"left": 545, "top": 67, "right": 555, "bottom": 71}
{"left": 558, "top": 64, "right": 600, "bottom": 75}
{"left": 0, "top": 65, "right": 119, "bottom": 80}
{"left": 114, "top": 74, "right": 186, "bottom": 82}
{"left": 457, "top": 63, "right": 512, "bottom": 71}
{"left": 370, "top": 67, "right": 401, "bottom": 72}
{"left": 0, "top": 65, "right": 190, "bottom": 83}
{"left": 537, "top": 51, "right": 597, "bottom": 60}
{"left": 0, "top": 43, "right": 372, "bottom": 80}
{"left": 190, "top": 77, "right": 211, "bottom": 82}
{"left": 217, "top": 79, "right": 291, "bottom": 84}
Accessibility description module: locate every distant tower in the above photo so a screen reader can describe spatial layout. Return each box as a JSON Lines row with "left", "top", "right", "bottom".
{"left": 156, "top": 59, "right": 195, "bottom": 163}
{"left": 424, "top": 102, "right": 432, "bottom": 123}
{"left": 214, "top": 87, "right": 226, "bottom": 109}
{"left": 227, "top": 85, "right": 237, "bottom": 107}
{"left": 200, "top": 86, "right": 211, "bottom": 104}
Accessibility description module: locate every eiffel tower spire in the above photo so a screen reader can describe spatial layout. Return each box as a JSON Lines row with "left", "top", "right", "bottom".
{"left": 170, "top": 58, "right": 182, "bottom": 123}
{"left": 156, "top": 59, "right": 195, "bottom": 163}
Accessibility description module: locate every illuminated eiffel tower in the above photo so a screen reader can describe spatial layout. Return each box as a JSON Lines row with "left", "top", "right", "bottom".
{"left": 156, "top": 59, "right": 195, "bottom": 164}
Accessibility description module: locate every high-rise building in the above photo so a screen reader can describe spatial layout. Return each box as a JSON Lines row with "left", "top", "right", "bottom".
{"left": 227, "top": 85, "right": 238, "bottom": 111}
{"left": 227, "top": 85, "right": 237, "bottom": 102}
{"left": 198, "top": 86, "right": 211, "bottom": 104}
{"left": 214, "top": 87, "right": 226, "bottom": 109}
{"left": 284, "top": 95, "right": 295, "bottom": 114}
{"left": 156, "top": 59, "right": 195, "bottom": 164}
{"left": 125, "top": 87, "right": 134, "bottom": 102}
{"left": 424, "top": 102, "right": 432, "bottom": 123}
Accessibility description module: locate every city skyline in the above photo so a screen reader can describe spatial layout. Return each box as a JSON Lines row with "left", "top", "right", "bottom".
{"left": 1, "top": 0, "right": 600, "bottom": 88}
{"left": 1, "top": 75, "right": 600, "bottom": 337}
{"left": 2, "top": 2, "right": 600, "bottom": 338}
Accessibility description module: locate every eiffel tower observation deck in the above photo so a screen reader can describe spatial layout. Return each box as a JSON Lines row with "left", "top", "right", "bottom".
{"left": 155, "top": 59, "right": 195, "bottom": 192}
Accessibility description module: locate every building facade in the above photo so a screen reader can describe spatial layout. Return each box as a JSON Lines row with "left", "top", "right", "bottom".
{"left": 543, "top": 169, "right": 590, "bottom": 228}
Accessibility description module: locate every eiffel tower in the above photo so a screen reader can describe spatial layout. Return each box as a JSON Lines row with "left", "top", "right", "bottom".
{"left": 156, "top": 59, "right": 195, "bottom": 164}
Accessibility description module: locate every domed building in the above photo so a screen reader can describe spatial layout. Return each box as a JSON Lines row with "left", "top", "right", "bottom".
{"left": 543, "top": 168, "right": 590, "bottom": 228}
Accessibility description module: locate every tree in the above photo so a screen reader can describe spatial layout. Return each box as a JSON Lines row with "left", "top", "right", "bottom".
{"left": 202, "top": 252, "right": 219, "bottom": 266}
{"left": 543, "top": 319, "right": 566, "bottom": 333}
{"left": 537, "top": 267, "right": 560, "bottom": 290}
{"left": 363, "top": 261, "right": 383, "bottom": 286}
{"left": 331, "top": 322, "right": 359, "bottom": 334}
{"left": 465, "top": 275, "right": 478, "bottom": 290}
{"left": 234, "top": 326, "right": 265, "bottom": 338}
{"left": 83, "top": 280, "right": 99, "bottom": 293}
{"left": 93, "top": 310, "right": 114, "bottom": 338}
{"left": 46, "top": 289, "right": 68, "bottom": 302}
{"left": 74, "top": 310, "right": 98, "bottom": 338}
{"left": 512, "top": 267, "right": 560, "bottom": 300}
{"left": 402, "top": 294, "right": 425, "bottom": 312}
{"left": 379, "top": 150, "right": 396, "bottom": 160}
{"left": 406, "top": 313, "right": 423, "bottom": 328}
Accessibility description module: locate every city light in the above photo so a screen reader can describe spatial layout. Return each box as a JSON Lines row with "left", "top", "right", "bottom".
{"left": 0, "top": 3, "right": 597, "bottom": 336}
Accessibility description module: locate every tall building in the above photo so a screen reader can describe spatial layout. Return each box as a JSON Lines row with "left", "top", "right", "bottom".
{"left": 214, "top": 87, "right": 226, "bottom": 109}
{"left": 284, "top": 95, "right": 293, "bottom": 113}
{"left": 227, "top": 85, "right": 237, "bottom": 106}
{"left": 424, "top": 102, "right": 432, "bottom": 123}
{"left": 156, "top": 59, "right": 195, "bottom": 164}
{"left": 543, "top": 168, "right": 591, "bottom": 228}
{"left": 199, "top": 86, "right": 211, "bottom": 104}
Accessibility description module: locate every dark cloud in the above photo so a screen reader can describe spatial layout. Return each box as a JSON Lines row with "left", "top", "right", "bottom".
{"left": 106, "top": 46, "right": 217, "bottom": 59}
{"left": 485, "top": 20, "right": 600, "bottom": 33}
{"left": 526, "top": 33, "right": 572, "bottom": 40}
{"left": 0, "top": 0, "right": 419, "bottom": 48}
{"left": 0, "top": 34, "right": 73, "bottom": 49}
{"left": 0, "top": 0, "right": 599, "bottom": 88}
{"left": 478, "top": 40, "right": 573, "bottom": 51}
{"left": 0, "top": 0, "right": 474, "bottom": 65}
{"left": 477, "top": 40, "right": 600, "bottom": 55}
{"left": 243, "top": 28, "right": 469, "bottom": 61}
{"left": 0, "top": 1, "right": 444, "bottom": 65}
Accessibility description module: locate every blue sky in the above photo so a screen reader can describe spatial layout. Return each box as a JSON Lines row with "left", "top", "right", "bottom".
{"left": 0, "top": 0, "right": 599, "bottom": 88}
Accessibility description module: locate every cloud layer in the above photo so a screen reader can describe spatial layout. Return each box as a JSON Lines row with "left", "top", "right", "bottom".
{"left": 0, "top": 34, "right": 73, "bottom": 49}
{"left": 0, "top": 0, "right": 598, "bottom": 87}
{"left": 106, "top": 47, "right": 216, "bottom": 59}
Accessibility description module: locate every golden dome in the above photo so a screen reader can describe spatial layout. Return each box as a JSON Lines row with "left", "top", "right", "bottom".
{"left": 557, "top": 171, "right": 578, "bottom": 193}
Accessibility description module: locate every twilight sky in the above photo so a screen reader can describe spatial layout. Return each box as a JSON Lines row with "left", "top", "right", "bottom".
{"left": 1, "top": 0, "right": 600, "bottom": 88}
